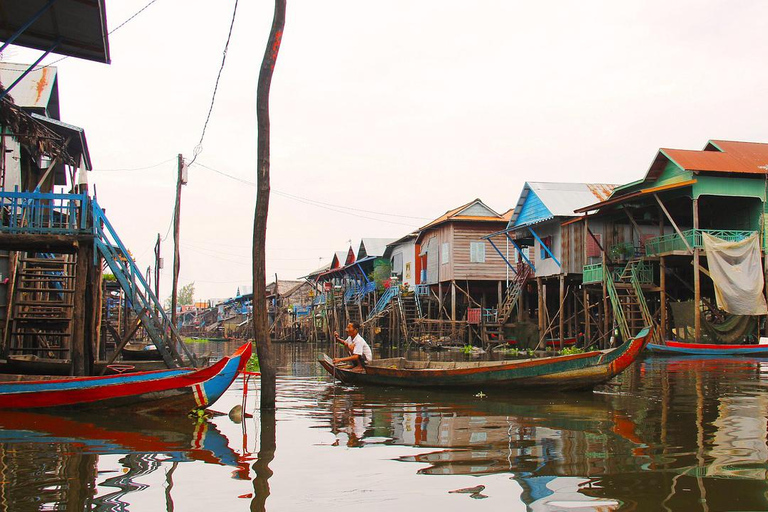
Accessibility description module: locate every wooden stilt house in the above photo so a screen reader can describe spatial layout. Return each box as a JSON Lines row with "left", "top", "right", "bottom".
{"left": 576, "top": 140, "right": 768, "bottom": 346}
{"left": 484, "top": 182, "right": 616, "bottom": 349}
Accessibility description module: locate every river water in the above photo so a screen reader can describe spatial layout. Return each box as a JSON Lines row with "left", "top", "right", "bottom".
{"left": 2, "top": 341, "right": 768, "bottom": 511}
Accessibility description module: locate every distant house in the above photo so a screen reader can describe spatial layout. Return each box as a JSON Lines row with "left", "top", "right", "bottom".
{"left": 415, "top": 199, "right": 512, "bottom": 321}
{"left": 384, "top": 232, "right": 420, "bottom": 288}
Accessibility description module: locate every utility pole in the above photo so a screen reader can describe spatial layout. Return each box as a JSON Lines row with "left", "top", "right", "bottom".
{"left": 154, "top": 233, "right": 161, "bottom": 305}
{"left": 171, "top": 154, "right": 186, "bottom": 326}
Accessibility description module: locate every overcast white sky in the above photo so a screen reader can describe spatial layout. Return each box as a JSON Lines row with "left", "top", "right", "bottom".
{"left": 6, "top": 0, "right": 768, "bottom": 302}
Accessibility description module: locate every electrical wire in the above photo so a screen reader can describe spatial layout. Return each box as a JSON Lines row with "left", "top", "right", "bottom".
{"left": 191, "top": 161, "right": 429, "bottom": 226}
{"left": 186, "top": 0, "right": 239, "bottom": 168}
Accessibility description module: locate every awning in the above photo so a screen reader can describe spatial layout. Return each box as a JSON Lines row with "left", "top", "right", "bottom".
{"left": 31, "top": 113, "right": 91, "bottom": 170}
{"left": 0, "top": 0, "right": 111, "bottom": 64}
{"left": 574, "top": 179, "right": 697, "bottom": 214}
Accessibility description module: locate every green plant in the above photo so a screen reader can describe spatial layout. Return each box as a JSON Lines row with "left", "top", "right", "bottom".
{"left": 245, "top": 352, "right": 260, "bottom": 373}
{"left": 558, "top": 346, "right": 585, "bottom": 355}
{"left": 103, "top": 273, "right": 116, "bottom": 282}
{"left": 461, "top": 345, "right": 474, "bottom": 354}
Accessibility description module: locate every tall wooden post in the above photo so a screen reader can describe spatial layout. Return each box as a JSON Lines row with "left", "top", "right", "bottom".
{"left": 253, "top": 0, "right": 286, "bottom": 410}
{"left": 693, "top": 198, "right": 701, "bottom": 341}
{"left": 72, "top": 244, "right": 89, "bottom": 376}
{"left": 558, "top": 274, "right": 565, "bottom": 348}
{"left": 583, "top": 288, "right": 590, "bottom": 344}
{"left": 537, "top": 277, "right": 544, "bottom": 335}
{"left": 602, "top": 230, "right": 609, "bottom": 347}
{"left": 154, "top": 233, "right": 161, "bottom": 303}
{"left": 171, "top": 154, "right": 185, "bottom": 327}
{"left": 660, "top": 256, "right": 667, "bottom": 341}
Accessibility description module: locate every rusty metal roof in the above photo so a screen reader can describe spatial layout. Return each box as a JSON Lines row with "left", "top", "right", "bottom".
{"left": 0, "top": 62, "right": 59, "bottom": 118}
{"left": 650, "top": 140, "right": 768, "bottom": 177}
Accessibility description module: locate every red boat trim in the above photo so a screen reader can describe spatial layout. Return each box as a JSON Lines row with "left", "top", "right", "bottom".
{"left": 665, "top": 341, "right": 767, "bottom": 350}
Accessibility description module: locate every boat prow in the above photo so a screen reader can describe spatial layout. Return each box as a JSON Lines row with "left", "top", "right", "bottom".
{"left": 319, "top": 328, "right": 651, "bottom": 390}
{"left": 0, "top": 342, "right": 253, "bottom": 413}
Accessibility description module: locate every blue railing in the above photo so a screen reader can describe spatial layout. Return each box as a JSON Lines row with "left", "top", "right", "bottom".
{"left": 366, "top": 286, "right": 399, "bottom": 320}
{"left": 414, "top": 284, "right": 430, "bottom": 296}
{"left": 0, "top": 189, "right": 90, "bottom": 234}
{"left": 91, "top": 201, "right": 196, "bottom": 367}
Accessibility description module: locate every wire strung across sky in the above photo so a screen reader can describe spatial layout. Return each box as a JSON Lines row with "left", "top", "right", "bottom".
{"left": 186, "top": 0, "right": 240, "bottom": 169}
{"left": 190, "top": 161, "right": 431, "bottom": 226}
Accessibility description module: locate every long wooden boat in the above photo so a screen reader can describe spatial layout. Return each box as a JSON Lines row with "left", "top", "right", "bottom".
{"left": 647, "top": 340, "right": 768, "bottom": 356}
{"left": 0, "top": 342, "right": 251, "bottom": 412}
{"left": 319, "top": 327, "right": 651, "bottom": 390}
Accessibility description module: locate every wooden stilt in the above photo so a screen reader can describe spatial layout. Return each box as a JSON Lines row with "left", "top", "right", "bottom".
{"left": 693, "top": 197, "right": 701, "bottom": 341}
{"left": 558, "top": 275, "right": 565, "bottom": 349}
{"left": 72, "top": 244, "right": 88, "bottom": 376}
{"left": 660, "top": 256, "right": 667, "bottom": 341}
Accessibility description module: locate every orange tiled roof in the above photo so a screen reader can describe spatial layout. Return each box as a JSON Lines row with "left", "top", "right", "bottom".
{"left": 418, "top": 199, "right": 504, "bottom": 232}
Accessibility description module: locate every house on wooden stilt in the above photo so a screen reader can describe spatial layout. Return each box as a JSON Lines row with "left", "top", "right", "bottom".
{"left": 576, "top": 140, "right": 768, "bottom": 346}
{"left": 484, "top": 182, "right": 616, "bottom": 349}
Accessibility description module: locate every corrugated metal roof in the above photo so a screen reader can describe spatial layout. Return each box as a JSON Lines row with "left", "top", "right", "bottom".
{"left": 0, "top": 0, "right": 110, "bottom": 64}
{"left": 648, "top": 140, "right": 768, "bottom": 179}
{"left": 0, "top": 62, "right": 59, "bottom": 118}
{"left": 358, "top": 238, "right": 397, "bottom": 259}
{"left": 419, "top": 199, "right": 504, "bottom": 232}
{"left": 509, "top": 182, "right": 617, "bottom": 228}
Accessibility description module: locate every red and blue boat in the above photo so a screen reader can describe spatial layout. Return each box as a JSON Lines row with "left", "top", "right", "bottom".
{"left": 646, "top": 340, "right": 768, "bottom": 356}
{"left": 320, "top": 328, "right": 651, "bottom": 391}
{"left": 0, "top": 342, "right": 252, "bottom": 413}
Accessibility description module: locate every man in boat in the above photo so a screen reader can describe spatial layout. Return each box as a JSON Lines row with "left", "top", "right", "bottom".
{"left": 333, "top": 321, "right": 373, "bottom": 367}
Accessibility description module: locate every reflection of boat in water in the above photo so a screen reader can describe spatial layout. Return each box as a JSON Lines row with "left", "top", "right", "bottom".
{"left": 0, "top": 342, "right": 251, "bottom": 413}
{"left": 0, "top": 410, "right": 241, "bottom": 466}
{"left": 320, "top": 328, "right": 651, "bottom": 390}
{"left": 647, "top": 340, "right": 768, "bottom": 356}
{"left": 0, "top": 410, "right": 245, "bottom": 511}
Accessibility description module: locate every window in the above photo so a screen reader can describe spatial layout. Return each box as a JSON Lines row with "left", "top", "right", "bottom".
{"left": 441, "top": 243, "right": 450, "bottom": 264}
{"left": 391, "top": 252, "right": 403, "bottom": 276}
{"left": 540, "top": 236, "right": 552, "bottom": 260}
{"left": 470, "top": 241, "right": 486, "bottom": 263}
{"left": 587, "top": 234, "right": 601, "bottom": 258}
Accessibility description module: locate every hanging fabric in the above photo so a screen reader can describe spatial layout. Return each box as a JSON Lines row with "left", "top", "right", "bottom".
{"left": 702, "top": 233, "right": 768, "bottom": 316}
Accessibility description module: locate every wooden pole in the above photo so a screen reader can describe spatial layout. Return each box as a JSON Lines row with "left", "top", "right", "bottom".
{"left": 254, "top": 0, "right": 286, "bottom": 410}
{"left": 660, "top": 256, "right": 667, "bottom": 341}
{"left": 171, "top": 154, "right": 184, "bottom": 327}
{"left": 693, "top": 197, "right": 701, "bottom": 341}
{"left": 154, "top": 233, "right": 161, "bottom": 308}
{"left": 558, "top": 275, "right": 565, "bottom": 348}
{"left": 72, "top": 244, "right": 88, "bottom": 376}
{"left": 537, "top": 277, "right": 544, "bottom": 335}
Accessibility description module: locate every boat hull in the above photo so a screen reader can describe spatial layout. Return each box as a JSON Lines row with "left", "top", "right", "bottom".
{"left": 319, "top": 328, "right": 650, "bottom": 390}
{"left": 0, "top": 342, "right": 252, "bottom": 412}
{"left": 647, "top": 341, "right": 768, "bottom": 356}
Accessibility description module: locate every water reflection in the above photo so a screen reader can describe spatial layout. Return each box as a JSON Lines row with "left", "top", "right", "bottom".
{"left": 311, "top": 350, "right": 768, "bottom": 511}
{"left": 0, "top": 411, "right": 244, "bottom": 511}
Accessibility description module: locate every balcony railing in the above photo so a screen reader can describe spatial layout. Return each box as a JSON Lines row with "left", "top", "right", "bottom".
{"left": 644, "top": 229, "right": 756, "bottom": 256}
{"left": 583, "top": 263, "right": 603, "bottom": 284}
{"left": 0, "top": 189, "right": 90, "bottom": 235}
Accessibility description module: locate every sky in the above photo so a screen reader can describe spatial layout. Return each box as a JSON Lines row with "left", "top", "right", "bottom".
{"left": 5, "top": 0, "right": 768, "bottom": 303}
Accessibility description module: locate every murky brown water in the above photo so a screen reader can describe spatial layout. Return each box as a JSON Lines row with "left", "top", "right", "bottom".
{"left": 2, "top": 341, "right": 768, "bottom": 511}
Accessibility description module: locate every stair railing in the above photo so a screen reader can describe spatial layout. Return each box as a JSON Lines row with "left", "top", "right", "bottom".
{"left": 604, "top": 264, "right": 631, "bottom": 343}
{"left": 365, "top": 285, "right": 399, "bottom": 322}
{"left": 91, "top": 201, "right": 197, "bottom": 368}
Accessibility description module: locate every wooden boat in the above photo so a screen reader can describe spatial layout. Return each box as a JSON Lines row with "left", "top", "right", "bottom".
{"left": 646, "top": 340, "right": 768, "bottom": 356}
{"left": 319, "top": 327, "right": 651, "bottom": 390}
{"left": 121, "top": 344, "right": 163, "bottom": 361}
{"left": 0, "top": 342, "right": 251, "bottom": 412}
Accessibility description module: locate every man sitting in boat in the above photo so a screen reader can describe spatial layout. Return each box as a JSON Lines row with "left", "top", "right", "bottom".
{"left": 333, "top": 322, "right": 373, "bottom": 367}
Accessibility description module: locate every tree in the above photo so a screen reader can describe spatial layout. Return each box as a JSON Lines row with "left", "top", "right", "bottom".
{"left": 178, "top": 282, "right": 195, "bottom": 306}
{"left": 165, "top": 282, "right": 194, "bottom": 310}
{"left": 253, "top": 0, "right": 285, "bottom": 411}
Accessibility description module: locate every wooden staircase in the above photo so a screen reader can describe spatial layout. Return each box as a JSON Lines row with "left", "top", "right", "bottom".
{"left": 6, "top": 253, "right": 75, "bottom": 359}
{"left": 606, "top": 260, "right": 658, "bottom": 343}
{"left": 396, "top": 293, "right": 420, "bottom": 341}
{"left": 497, "top": 264, "right": 531, "bottom": 325}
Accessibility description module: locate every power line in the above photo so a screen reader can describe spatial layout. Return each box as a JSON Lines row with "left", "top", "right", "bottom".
{"left": 186, "top": 0, "right": 239, "bottom": 168}
{"left": 191, "top": 161, "right": 429, "bottom": 225}
{"left": 92, "top": 157, "right": 176, "bottom": 172}
{"left": 30, "top": 0, "right": 163, "bottom": 70}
